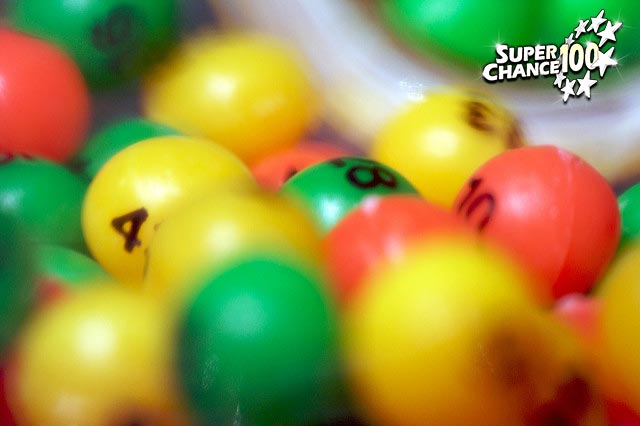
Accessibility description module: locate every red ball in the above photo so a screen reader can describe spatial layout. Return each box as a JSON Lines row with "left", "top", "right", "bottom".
{"left": 606, "top": 399, "right": 640, "bottom": 426}
{"left": 0, "top": 365, "right": 16, "bottom": 426}
{"left": 453, "top": 145, "right": 620, "bottom": 304}
{"left": 251, "top": 141, "right": 351, "bottom": 191}
{"left": 0, "top": 29, "right": 90, "bottom": 162}
{"left": 325, "top": 194, "right": 470, "bottom": 306}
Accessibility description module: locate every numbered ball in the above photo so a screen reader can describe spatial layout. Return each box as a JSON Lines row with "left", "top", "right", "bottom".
{"left": 82, "top": 136, "right": 254, "bottom": 284}
{"left": 372, "top": 91, "right": 522, "bottom": 208}
{"left": 0, "top": 29, "right": 89, "bottom": 162}
{"left": 453, "top": 146, "right": 620, "bottom": 304}
{"left": 8, "top": 285, "right": 189, "bottom": 425}
{"left": 251, "top": 141, "right": 351, "bottom": 191}
{"left": 70, "top": 118, "right": 179, "bottom": 180}
{"left": 345, "top": 237, "right": 602, "bottom": 426}
{"left": 380, "top": 0, "right": 539, "bottom": 66}
{"left": 0, "top": 218, "right": 35, "bottom": 356}
{"left": 0, "top": 155, "right": 88, "bottom": 250}
{"left": 281, "top": 157, "right": 418, "bottom": 233}
{"left": 144, "top": 33, "right": 318, "bottom": 163}
{"left": 145, "top": 191, "right": 323, "bottom": 308}
{"left": 178, "top": 257, "right": 341, "bottom": 425}
{"left": 7, "top": 0, "right": 178, "bottom": 88}
{"left": 325, "top": 195, "right": 470, "bottom": 306}
{"left": 618, "top": 182, "right": 640, "bottom": 248}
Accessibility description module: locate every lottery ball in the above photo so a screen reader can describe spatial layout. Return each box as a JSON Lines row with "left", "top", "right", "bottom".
{"left": 0, "top": 366, "right": 16, "bottom": 426}
{"left": 178, "top": 256, "right": 341, "bottom": 425}
{"left": 281, "top": 157, "right": 418, "bottom": 233}
{"left": 251, "top": 141, "right": 351, "bottom": 191}
{"left": 372, "top": 91, "right": 522, "bottom": 208}
{"left": 0, "top": 29, "right": 89, "bottom": 162}
{"left": 452, "top": 145, "right": 620, "bottom": 304}
{"left": 145, "top": 191, "right": 323, "bottom": 308}
{"left": 380, "top": 0, "right": 539, "bottom": 66}
{"left": 82, "top": 136, "right": 254, "bottom": 285}
{"left": 0, "top": 218, "right": 35, "bottom": 356}
{"left": 8, "top": 285, "right": 189, "bottom": 426}
{"left": 600, "top": 243, "right": 640, "bottom": 411}
{"left": 70, "top": 118, "right": 179, "bottom": 180}
{"left": 553, "top": 294, "right": 602, "bottom": 349}
{"left": 325, "top": 194, "right": 470, "bottom": 306}
{"left": 618, "top": 182, "right": 640, "bottom": 247}
{"left": 0, "top": 155, "right": 88, "bottom": 251}
{"left": 143, "top": 33, "right": 318, "bottom": 163}
{"left": 344, "top": 237, "right": 602, "bottom": 426}
{"left": 7, "top": 0, "right": 179, "bottom": 88}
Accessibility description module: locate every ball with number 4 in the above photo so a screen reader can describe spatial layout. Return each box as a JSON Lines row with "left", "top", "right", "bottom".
{"left": 82, "top": 136, "right": 254, "bottom": 285}
{"left": 453, "top": 146, "right": 619, "bottom": 305}
{"left": 281, "top": 157, "right": 418, "bottom": 233}
{"left": 372, "top": 91, "right": 523, "bottom": 208}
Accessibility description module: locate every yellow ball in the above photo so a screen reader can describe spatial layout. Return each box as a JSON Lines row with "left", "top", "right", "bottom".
{"left": 144, "top": 191, "right": 323, "bottom": 307}
{"left": 600, "top": 243, "right": 640, "bottom": 410}
{"left": 344, "top": 237, "right": 601, "bottom": 426}
{"left": 82, "top": 136, "right": 254, "bottom": 284}
{"left": 8, "top": 285, "right": 190, "bottom": 426}
{"left": 143, "top": 33, "right": 318, "bottom": 164}
{"left": 371, "top": 91, "right": 522, "bottom": 207}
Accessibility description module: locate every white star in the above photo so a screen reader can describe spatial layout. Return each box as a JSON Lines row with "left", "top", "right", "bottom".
{"left": 597, "top": 20, "right": 623, "bottom": 47}
{"left": 593, "top": 46, "right": 617, "bottom": 77}
{"left": 574, "top": 19, "right": 589, "bottom": 38}
{"left": 561, "top": 79, "right": 576, "bottom": 103}
{"left": 576, "top": 70, "right": 598, "bottom": 98}
{"left": 565, "top": 33, "right": 575, "bottom": 45}
{"left": 588, "top": 9, "right": 607, "bottom": 33}
{"left": 554, "top": 72, "right": 566, "bottom": 88}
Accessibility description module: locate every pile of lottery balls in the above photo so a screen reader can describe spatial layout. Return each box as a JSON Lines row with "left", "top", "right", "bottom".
{"left": 1, "top": 1, "right": 640, "bottom": 425}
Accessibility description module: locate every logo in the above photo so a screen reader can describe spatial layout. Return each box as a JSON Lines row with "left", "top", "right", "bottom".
{"left": 482, "top": 10, "right": 621, "bottom": 103}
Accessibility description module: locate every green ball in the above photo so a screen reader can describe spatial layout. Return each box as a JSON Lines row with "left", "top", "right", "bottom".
{"left": 539, "top": 0, "right": 639, "bottom": 68}
{"left": 35, "top": 244, "right": 109, "bottom": 289}
{"left": 0, "top": 218, "right": 35, "bottom": 355}
{"left": 0, "top": 155, "right": 88, "bottom": 251}
{"left": 178, "top": 257, "right": 343, "bottom": 425}
{"left": 69, "top": 118, "right": 179, "bottom": 180}
{"left": 281, "top": 157, "right": 418, "bottom": 233}
{"left": 380, "top": 0, "right": 540, "bottom": 67}
{"left": 6, "top": 0, "right": 179, "bottom": 88}
{"left": 618, "top": 182, "right": 640, "bottom": 247}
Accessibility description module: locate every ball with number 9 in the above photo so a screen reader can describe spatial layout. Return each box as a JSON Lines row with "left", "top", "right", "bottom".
{"left": 280, "top": 157, "right": 419, "bottom": 233}
{"left": 82, "top": 136, "right": 254, "bottom": 285}
{"left": 452, "top": 145, "right": 619, "bottom": 305}
{"left": 371, "top": 91, "right": 523, "bottom": 208}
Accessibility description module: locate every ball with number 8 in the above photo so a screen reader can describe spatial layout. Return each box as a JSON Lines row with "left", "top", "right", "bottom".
{"left": 372, "top": 91, "right": 523, "bottom": 208}
{"left": 281, "top": 157, "right": 419, "bottom": 233}
{"left": 82, "top": 136, "right": 254, "bottom": 285}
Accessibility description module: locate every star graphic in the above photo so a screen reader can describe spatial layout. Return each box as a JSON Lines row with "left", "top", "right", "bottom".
{"left": 565, "top": 33, "right": 575, "bottom": 46}
{"left": 593, "top": 46, "right": 617, "bottom": 77}
{"left": 588, "top": 9, "right": 607, "bottom": 33}
{"left": 574, "top": 19, "right": 589, "bottom": 38}
{"left": 554, "top": 72, "right": 566, "bottom": 88}
{"left": 597, "top": 20, "right": 623, "bottom": 47}
{"left": 576, "top": 70, "right": 598, "bottom": 98}
{"left": 561, "top": 79, "right": 576, "bottom": 103}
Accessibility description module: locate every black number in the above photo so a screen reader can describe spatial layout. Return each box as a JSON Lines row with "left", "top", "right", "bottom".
{"left": 346, "top": 165, "right": 397, "bottom": 189}
{"left": 92, "top": 6, "right": 138, "bottom": 50}
{"left": 111, "top": 207, "right": 149, "bottom": 252}
{"left": 457, "top": 178, "right": 495, "bottom": 231}
{"left": 467, "top": 101, "right": 495, "bottom": 132}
